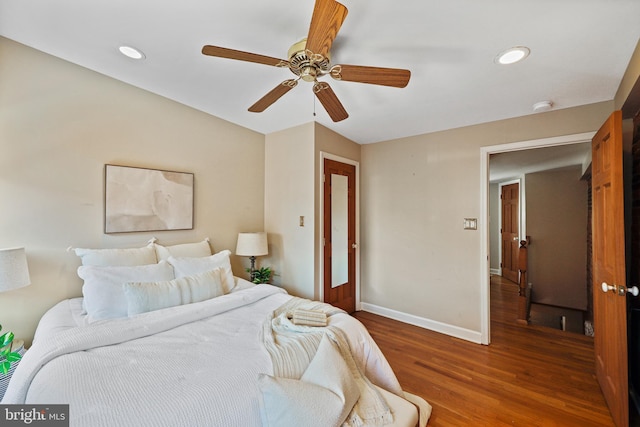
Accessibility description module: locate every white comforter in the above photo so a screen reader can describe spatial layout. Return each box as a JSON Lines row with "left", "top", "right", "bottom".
{"left": 3, "top": 284, "right": 403, "bottom": 427}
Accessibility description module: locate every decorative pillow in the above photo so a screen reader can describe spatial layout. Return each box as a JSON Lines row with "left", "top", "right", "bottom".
{"left": 74, "top": 244, "right": 157, "bottom": 266}
{"left": 123, "top": 268, "right": 224, "bottom": 316}
{"left": 168, "top": 250, "right": 235, "bottom": 294}
{"left": 258, "top": 334, "right": 360, "bottom": 427}
{"left": 78, "top": 261, "right": 175, "bottom": 321}
{"left": 154, "top": 238, "right": 212, "bottom": 262}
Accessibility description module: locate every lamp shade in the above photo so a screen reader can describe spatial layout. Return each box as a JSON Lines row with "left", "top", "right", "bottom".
{"left": 0, "top": 247, "right": 31, "bottom": 292}
{"left": 235, "top": 232, "right": 268, "bottom": 257}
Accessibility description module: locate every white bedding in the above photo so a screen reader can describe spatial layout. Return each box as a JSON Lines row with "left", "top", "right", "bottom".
{"left": 3, "top": 283, "right": 418, "bottom": 426}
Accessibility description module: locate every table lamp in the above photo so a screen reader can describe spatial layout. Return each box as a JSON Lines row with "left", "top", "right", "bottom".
{"left": 0, "top": 247, "right": 31, "bottom": 293}
{"left": 235, "top": 232, "right": 268, "bottom": 282}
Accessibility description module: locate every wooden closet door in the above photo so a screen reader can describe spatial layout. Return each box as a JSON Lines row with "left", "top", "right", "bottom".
{"left": 501, "top": 183, "right": 520, "bottom": 283}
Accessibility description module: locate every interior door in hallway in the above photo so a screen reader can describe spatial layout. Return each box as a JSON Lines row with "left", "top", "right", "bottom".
{"left": 501, "top": 183, "right": 520, "bottom": 283}
{"left": 592, "top": 110, "right": 628, "bottom": 427}
{"left": 323, "top": 158, "right": 356, "bottom": 313}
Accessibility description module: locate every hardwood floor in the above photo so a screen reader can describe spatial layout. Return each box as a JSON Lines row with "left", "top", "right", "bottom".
{"left": 354, "top": 275, "right": 616, "bottom": 426}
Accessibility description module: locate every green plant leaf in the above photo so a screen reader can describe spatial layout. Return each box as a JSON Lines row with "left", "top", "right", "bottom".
{"left": 5, "top": 352, "right": 22, "bottom": 363}
{"left": 0, "top": 361, "right": 11, "bottom": 375}
{"left": 0, "top": 331, "right": 14, "bottom": 347}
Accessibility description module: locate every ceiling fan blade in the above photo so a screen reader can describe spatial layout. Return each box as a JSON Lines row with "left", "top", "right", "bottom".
{"left": 248, "top": 80, "right": 298, "bottom": 112}
{"left": 306, "top": 0, "right": 348, "bottom": 59}
{"left": 202, "top": 45, "right": 288, "bottom": 67}
{"left": 313, "top": 82, "right": 348, "bottom": 122}
{"left": 330, "top": 64, "right": 411, "bottom": 88}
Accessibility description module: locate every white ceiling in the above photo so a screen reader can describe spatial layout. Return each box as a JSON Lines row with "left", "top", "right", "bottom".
{"left": 1, "top": 0, "right": 639, "bottom": 144}
{"left": 489, "top": 142, "right": 591, "bottom": 183}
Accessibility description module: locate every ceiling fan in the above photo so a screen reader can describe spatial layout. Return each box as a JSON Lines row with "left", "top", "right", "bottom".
{"left": 201, "top": 0, "right": 411, "bottom": 122}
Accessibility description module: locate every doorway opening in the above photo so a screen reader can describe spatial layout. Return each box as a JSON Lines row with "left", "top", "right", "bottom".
{"left": 479, "top": 132, "right": 596, "bottom": 344}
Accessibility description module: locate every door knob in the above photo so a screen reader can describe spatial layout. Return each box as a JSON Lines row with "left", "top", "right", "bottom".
{"left": 601, "top": 282, "right": 617, "bottom": 293}
{"left": 625, "top": 286, "right": 639, "bottom": 297}
{"left": 513, "top": 237, "right": 519, "bottom": 241}
{"left": 351, "top": 243, "right": 358, "bottom": 249}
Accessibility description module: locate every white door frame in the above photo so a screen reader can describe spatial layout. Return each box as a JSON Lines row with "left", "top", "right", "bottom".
{"left": 319, "top": 152, "right": 361, "bottom": 309}
{"left": 479, "top": 132, "right": 595, "bottom": 344}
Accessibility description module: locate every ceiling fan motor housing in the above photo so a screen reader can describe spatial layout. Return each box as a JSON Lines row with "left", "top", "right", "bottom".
{"left": 287, "top": 38, "right": 330, "bottom": 82}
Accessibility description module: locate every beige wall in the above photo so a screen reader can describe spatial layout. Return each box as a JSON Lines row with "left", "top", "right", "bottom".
{"left": 264, "top": 123, "right": 315, "bottom": 298}
{"left": 525, "top": 166, "right": 588, "bottom": 310}
{"left": 616, "top": 38, "right": 640, "bottom": 110}
{"left": 0, "top": 38, "right": 265, "bottom": 345}
{"left": 360, "top": 101, "right": 612, "bottom": 336}
{"left": 264, "top": 122, "right": 360, "bottom": 300}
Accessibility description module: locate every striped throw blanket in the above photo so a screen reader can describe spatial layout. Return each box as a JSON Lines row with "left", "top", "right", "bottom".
{"left": 262, "top": 297, "right": 393, "bottom": 426}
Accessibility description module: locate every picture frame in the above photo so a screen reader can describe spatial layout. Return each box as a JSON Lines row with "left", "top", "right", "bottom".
{"left": 104, "top": 164, "right": 194, "bottom": 234}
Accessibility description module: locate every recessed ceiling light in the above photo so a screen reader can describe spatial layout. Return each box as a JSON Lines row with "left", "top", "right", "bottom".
{"left": 118, "top": 45, "right": 145, "bottom": 60}
{"left": 495, "top": 46, "right": 530, "bottom": 65}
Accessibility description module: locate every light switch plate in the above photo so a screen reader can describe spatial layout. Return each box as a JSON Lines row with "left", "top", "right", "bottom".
{"left": 463, "top": 218, "right": 477, "bottom": 230}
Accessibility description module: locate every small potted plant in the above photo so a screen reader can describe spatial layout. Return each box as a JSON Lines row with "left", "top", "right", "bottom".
{"left": 247, "top": 266, "right": 275, "bottom": 284}
{"left": 0, "top": 325, "right": 22, "bottom": 375}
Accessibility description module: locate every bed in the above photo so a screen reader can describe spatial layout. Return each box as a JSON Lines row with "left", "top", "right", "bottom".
{"left": 2, "top": 242, "right": 431, "bottom": 426}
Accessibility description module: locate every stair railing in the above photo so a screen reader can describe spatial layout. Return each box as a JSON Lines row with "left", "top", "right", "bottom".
{"left": 516, "top": 239, "right": 531, "bottom": 325}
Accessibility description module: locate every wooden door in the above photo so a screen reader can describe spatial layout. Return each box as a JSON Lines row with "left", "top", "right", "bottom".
{"left": 592, "top": 110, "right": 628, "bottom": 427}
{"left": 501, "top": 183, "right": 520, "bottom": 283}
{"left": 323, "top": 158, "right": 356, "bottom": 313}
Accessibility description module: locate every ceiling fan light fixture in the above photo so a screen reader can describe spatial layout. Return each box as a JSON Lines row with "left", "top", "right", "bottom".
{"left": 300, "top": 66, "right": 318, "bottom": 82}
{"left": 495, "top": 46, "right": 530, "bottom": 65}
{"left": 118, "top": 45, "right": 146, "bottom": 60}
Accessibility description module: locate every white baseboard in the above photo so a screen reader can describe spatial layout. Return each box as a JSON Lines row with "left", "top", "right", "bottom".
{"left": 490, "top": 268, "right": 500, "bottom": 276}
{"left": 360, "top": 302, "right": 483, "bottom": 344}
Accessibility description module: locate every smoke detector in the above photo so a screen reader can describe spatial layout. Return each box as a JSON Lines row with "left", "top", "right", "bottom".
{"left": 533, "top": 101, "right": 553, "bottom": 113}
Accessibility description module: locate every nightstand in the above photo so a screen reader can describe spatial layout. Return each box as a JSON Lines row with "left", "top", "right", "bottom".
{"left": 0, "top": 340, "right": 25, "bottom": 401}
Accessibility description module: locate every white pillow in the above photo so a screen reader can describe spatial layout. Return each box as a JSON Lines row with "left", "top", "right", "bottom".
{"left": 258, "top": 334, "right": 360, "bottom": 427}
{"left": 79, "top": 261, "right": 175, "bottom": 321}
{"left": 230, "top": 277, "right": 255, "bottom": 293}
{"left": 154, "top": 239, "right": 212, "bottom": 261}
{"left": 74, "top": 244, "right": 157, "bottom": 266}
{"left": 123, "top": 268, "right": 224, "bottom": 316}
{"left": 168, "top": 250, "right": 235, "bottom": 294}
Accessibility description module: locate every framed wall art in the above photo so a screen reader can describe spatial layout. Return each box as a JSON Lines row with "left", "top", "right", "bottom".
{"left": 104, "top": 164, "right": 194, "bottom": 234}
